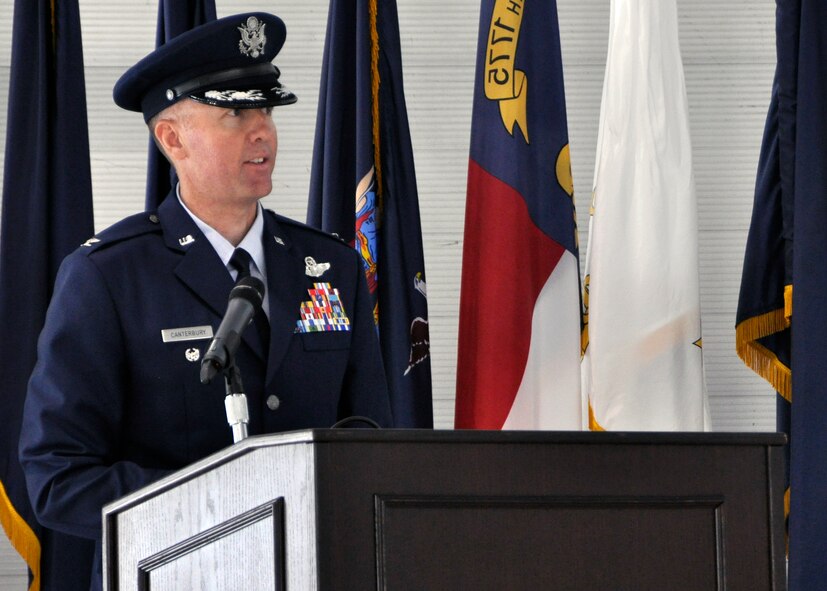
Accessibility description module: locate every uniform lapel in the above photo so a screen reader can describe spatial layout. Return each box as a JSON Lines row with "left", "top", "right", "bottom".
{"left": 158, "top": 196, "right": 266, "bottom": 362}
{"left": 262, "top": 212, "right": 310, "bottom": 384}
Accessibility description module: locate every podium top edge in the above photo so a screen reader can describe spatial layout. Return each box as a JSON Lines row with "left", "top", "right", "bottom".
{"left": 247, "top": 428, "right": 787, "bottom": 447}
{"left": 103, "top": 429, "right": 786, "bottom": 516}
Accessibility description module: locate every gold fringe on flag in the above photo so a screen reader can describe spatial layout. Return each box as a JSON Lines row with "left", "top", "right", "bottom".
{"left": 785, "top": 486, "right": 791, "bottom": 554}
{"left": 735, "top": 305, "right": 791, "bottom": 402}
{"left": 784, "top": 284, "right": 793, "bottom": 321}
{"left": 588, "top": 401, "right": 605, "bottom": 431}
{"left": 0, "top": 479, "right": 40, "bottom": 591}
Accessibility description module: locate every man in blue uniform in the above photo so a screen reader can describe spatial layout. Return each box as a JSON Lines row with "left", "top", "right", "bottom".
{"left": 19, "top": 12, "right": 391, "bottom": 589}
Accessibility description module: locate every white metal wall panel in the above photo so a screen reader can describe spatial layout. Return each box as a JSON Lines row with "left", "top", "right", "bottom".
{"left": 678, "top": 1, "right": 777, "bottom": 430}
{"left": 0, "top": 0, "right": 778, "bottom": 584}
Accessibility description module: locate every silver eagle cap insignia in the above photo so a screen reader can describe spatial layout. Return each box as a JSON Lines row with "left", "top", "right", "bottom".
{"left": 238, "top": 16, "right": 267, "bottom": 58}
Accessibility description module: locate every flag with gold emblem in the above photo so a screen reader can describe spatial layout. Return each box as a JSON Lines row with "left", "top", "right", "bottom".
{"left": 580, "top": 0, "right": 709, "bottom": 431}
{"left": 454, "top": 0, "right": 583, "bottom": 430}
{"left": 307, "top": 0, "right": 433, "bottom": 428}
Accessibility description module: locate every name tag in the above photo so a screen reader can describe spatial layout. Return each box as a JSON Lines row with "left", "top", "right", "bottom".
{"left": 161, "top": 325, "right": 214, "bottom": 343}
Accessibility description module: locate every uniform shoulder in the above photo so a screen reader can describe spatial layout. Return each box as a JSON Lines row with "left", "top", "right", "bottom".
{"left": 78, "top": 211, "right": 162, "bottom": 255}
{"left": 266, "top": 210, "right": 352, "bottom": 250}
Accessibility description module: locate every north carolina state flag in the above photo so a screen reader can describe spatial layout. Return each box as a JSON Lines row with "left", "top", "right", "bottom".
{"left": 455, "top": 0, "right": 583, "bottom": 430}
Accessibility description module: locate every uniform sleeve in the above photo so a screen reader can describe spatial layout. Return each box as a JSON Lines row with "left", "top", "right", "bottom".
{"left": 19, "top": 252, "right": 170, "bottom": 541}
{"left": 338, "top": 253, "right": 393, "bottom": 427}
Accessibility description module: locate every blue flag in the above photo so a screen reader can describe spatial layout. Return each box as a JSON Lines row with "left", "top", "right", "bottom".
{"left": 0, "top": 1, "right": 95, "bottom": 588}
{"left": 735, "top": 74, "right": 792, "bottom": 524}
{"left": 736, "top": 0, "right": 827, "bottom": 587}
{"left": 308, "top": 0, "right": 433, "bottom": 428}
{"left": 145, "top": 0, "right": 217, "bottom": 210}
{"left": 787, "top": 0, "right": 827, "bottom": 586}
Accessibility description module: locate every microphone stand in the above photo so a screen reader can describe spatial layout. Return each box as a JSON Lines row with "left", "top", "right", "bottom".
{"left": 222, "top": 354, "right": 250, "bottom": 443}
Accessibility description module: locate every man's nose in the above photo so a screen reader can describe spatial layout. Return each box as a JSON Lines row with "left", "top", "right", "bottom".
{"left": 249, "top": 110, "right": 275, "bottom": 140}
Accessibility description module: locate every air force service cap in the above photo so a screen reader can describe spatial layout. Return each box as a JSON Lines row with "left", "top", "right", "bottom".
{"left": 113, "top": 13, "right": 297, "bottom": 122}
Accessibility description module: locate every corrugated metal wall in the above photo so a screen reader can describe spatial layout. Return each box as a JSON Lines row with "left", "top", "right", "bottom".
{"left": 0, "top": 0, "right": 777, "bottom": 585}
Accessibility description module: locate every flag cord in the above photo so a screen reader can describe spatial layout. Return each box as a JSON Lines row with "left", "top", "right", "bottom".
{"left": 369, "top": 0, "right": 383, "bottom": 207}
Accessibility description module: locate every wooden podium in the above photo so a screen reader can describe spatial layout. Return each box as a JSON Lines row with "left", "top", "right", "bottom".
{"left": 102, "top": 430, "right": 786, "bottom": 590}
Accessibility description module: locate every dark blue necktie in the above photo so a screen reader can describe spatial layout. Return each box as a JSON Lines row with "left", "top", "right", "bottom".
{"left": 229, "top": 248, "right": 270, "bottom": 355}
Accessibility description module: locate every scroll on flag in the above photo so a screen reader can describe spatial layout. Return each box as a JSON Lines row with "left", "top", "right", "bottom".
{"left": 454, "top": 0, "right": 583, "bottom": 430}
{"left": 0, "top": 0, "right": 96, "bottom": 588}
{"left": 737, "top": 0, "right": 827, "bottom": 588}
{"left": 144, "top": 0, "right": 216, "bottom": 210}
{"left": 580, "top": 0, "right": 709, "bottom": 431}
{"left": 307, "top": 0, "right": 433, "bottom": 428}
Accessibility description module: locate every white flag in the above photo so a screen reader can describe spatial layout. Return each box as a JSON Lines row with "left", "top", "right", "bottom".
{"left": 581, "top": 0, "right": 709, "bottom": 431}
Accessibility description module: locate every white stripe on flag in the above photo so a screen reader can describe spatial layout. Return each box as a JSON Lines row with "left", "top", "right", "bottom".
{"left": 504, "top": 251, "right": 584, "bottom": 430}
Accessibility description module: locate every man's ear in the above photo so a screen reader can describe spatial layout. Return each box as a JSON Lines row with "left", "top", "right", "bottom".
{"left": 154, "top": 118, "right": 186, "bottom": 161}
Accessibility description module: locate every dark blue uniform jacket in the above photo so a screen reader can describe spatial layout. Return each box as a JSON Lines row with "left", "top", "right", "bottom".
{"left": 19, "top": 195, "right": 391, "bottom": 549}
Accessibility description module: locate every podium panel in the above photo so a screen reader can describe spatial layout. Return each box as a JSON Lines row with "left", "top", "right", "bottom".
{"left": 136, "top": 500, "right": 284, "bottom": 590}
{"left": 375, "top": 495, "right": 724, "bottom": 589}
{"left": 103, "top": 430, "right": 786, "bottom": 591}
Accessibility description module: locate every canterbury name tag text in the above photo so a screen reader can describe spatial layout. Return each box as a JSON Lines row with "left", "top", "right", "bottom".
{"left": 161, "top": 325, "right": 214, "bottom": 343}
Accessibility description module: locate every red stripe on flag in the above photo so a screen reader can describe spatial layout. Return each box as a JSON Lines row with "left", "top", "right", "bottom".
{"left": 455, "top": 159, "right": 566, "bottom": 429}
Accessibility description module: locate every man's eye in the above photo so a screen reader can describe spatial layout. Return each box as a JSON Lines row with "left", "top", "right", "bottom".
{"left": 229, "top": 108, "right": 241, "bottom": 117}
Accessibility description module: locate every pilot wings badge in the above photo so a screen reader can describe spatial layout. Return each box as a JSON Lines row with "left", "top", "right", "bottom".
{"left": 305, "top": 256, "right": 330, "bottom": 278}
{"left": 238, "top": 16, "right": 267, "bottom": 58}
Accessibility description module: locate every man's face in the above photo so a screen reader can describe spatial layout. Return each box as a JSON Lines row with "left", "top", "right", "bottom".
{"left": 171, "top": 101, "right": 278, "bottom": 209}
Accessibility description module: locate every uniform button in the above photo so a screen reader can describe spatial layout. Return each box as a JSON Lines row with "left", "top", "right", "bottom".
{"left": 266, "top": 395, "right": 280, "bottom": 411}
{"left": 148, "top": 214, "right": 160, "bottom": 224}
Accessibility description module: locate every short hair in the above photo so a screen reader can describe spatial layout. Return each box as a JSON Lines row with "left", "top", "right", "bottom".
{"left": 146, "top": 100, "right": 191, "bottom": 164}
{"left": 147, "top": 113, "right": 168, "bottom": 161}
